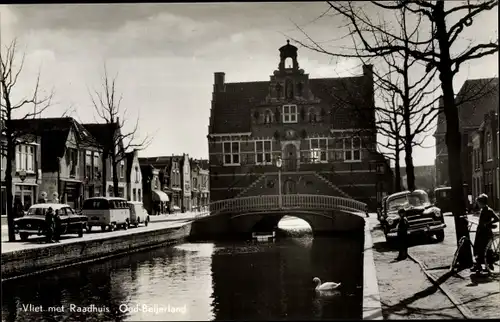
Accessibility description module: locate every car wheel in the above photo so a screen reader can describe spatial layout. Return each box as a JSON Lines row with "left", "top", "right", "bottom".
{"left": 109, "top": 224, "right": 115, "bottom": 232}
{"left": 101, "top": 225, "right": 106, "bottom": 232}
{"left": 434, "top": 230, "right": 445, "bottom": 242}
{"left": 123, "top": 220, "right": 129, "bottom": 230}
{"left": 20, "top": 232, "right": 29, "bottom": 241}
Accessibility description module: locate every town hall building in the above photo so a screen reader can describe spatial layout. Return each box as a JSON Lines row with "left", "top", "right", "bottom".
{"left": 207, "top": 41, "right": 394, "bottom": 210}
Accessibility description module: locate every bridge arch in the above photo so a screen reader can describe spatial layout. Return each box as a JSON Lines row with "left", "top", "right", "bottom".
{"left": 190, "top": 194, "right": 367, "bottom": 239}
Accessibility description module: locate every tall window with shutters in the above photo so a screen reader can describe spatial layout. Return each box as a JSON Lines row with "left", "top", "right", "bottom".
{"left": 223, "top": 141, "right": 240, "bottom": 165}
{"left": 309, "top": 138, "right": 327, "bottom": 163}
{"left": 255, "top": 140, "right": 272, "bottom": 165}
{"left": 344, "top": 137, "right": 361, "bottom": 162}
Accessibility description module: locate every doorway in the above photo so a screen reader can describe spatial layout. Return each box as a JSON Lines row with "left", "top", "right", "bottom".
{"left": 283, "top": 143, "right": 297, "bottom": 171}
{"left": 284, "top": 179, "right": 297, "bottom": 195}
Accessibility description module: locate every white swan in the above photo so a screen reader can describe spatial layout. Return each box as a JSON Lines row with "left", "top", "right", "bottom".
{"left": 313, "top": 277, "right": 341, "bottom": 291}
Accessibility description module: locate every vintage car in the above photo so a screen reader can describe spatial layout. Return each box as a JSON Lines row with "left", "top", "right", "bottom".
{"left": 14, "top": 203, "right": 88, "bottom": 241}
{"left": 377, "top": 196, "right": 388, "bottom": 222}
{"left": 380, "top": 190, "right": 445, "bottom": 244}
{"left": 128, "top": 201, "right": 150, "bottom": 228}
{"left": 434, "top": 184, "right": 472, "bottom": 214}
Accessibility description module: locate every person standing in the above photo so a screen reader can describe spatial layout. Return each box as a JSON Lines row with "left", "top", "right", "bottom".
{"left": 472, "top": 194, "right": 500, "bottom": 272}
{"left": 45, "top": 207, "right": 55, "bottom": 243}
{"left": 396, "top": 208, "right": 409, "bottom": 261}
{"left": 53, "top": 210, "right": 62, "bottom": 242}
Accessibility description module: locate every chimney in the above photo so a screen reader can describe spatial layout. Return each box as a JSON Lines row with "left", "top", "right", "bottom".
{"left": 362, "top": 64, "right": 373, "bottom": 78}
{"left": 214, "top": 72, "right": 226, "bottom": 92}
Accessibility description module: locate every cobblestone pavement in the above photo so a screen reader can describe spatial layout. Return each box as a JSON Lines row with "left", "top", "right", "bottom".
{"left": 368, "top": 214, "right": 500, "bottom": 320}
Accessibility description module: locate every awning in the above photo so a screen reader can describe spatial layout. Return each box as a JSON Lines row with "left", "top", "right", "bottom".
{"left": 152, "top": 190, "right": 169, "bottom": 202}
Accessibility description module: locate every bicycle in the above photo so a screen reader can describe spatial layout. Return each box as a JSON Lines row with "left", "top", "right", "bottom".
{"left": 450, "top": 219, "right": 500, "bottom": 275}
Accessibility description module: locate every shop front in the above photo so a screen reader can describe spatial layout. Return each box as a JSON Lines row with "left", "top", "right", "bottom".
{"left": 152, "top": 190, "right": 169, "bottom": 215}
{"left": 61, "top": 179, "right": 83, "bottom": 209}
{"left": 14, "top": 183, "right": 37, "bottom": 211}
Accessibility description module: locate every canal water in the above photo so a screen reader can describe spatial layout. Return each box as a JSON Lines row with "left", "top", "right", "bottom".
{"left": 1, "top": 217, "right": 364, "bottom": 321}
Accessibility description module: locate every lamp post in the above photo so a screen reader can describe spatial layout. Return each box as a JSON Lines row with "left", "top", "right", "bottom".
{"left": 275, "top": 156, "right": 282, "bottom": 208}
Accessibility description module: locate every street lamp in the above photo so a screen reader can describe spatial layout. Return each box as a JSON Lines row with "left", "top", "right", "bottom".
{"left": 275, "top": 156, "right": 282, "bottom": 208}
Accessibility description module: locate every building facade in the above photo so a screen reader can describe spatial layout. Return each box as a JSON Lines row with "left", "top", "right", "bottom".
{"left": 208, "top": 41, "right": 393, "bottom": 210}
{"left": 434, "top": 78, "right": 498, "bottom": 190}
{"left": 190, "top": 158, "right": 210, "bottom": 211}
{"left": 126, "top": 149, "right": 143, "bottom": 202}
{"left": 1, "top": 133, "right": 42, "bottom": 214}
{"left": 470, "top": 111, "right": 499, "bottom": 210}
{"left": 84, "top": 123, "right": 128, "bottom": 199}
{"left": 180, "top": 154, "right": 191, "bottom": 212}
{"left": 140, "top": 164, "right": 162, "bottom": 215}
{"left": 10, "top": 118, "right": 101, "bottom": 209}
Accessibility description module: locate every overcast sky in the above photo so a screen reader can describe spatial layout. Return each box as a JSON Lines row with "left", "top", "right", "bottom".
{"left": 1, "top": 2, "right": 498, "bottom": 166}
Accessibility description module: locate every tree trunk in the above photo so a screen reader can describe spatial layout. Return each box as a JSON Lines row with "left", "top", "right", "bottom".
{"left": 112, "top": 154, "right": 120, "bottom": 198}
{"left": 394, "top": 137, "right": 402, "bottom": 192}
{"left": 434, "top": 2, "right": 473, "bottom": 268}
{"left": 102, "top": 152, "right": 108, "bottom": 197}
{"left": 404, "top": 140, "right": 416, "bottom": 191}
{"left": 5, "top": 132, "right": 15, "bottom": 242}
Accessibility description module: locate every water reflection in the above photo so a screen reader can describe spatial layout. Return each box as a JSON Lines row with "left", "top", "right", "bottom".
{"left": 1, "top": 218, "right": 363, "bottom": 321}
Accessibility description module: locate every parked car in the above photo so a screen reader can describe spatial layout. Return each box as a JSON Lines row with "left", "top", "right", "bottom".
{"left": 14, "top": 203, "right": 88, "bottom": 241}
{"left": 434, "top": 184, "right": 472, "bottom": 214}
{"left": 380, "top": 190, "right": 446, "bottom": 244}
{"left": 128, "top": 201, "right": 150, "bottom": 228}
{"left": 377, "top": 196, "right": 388, "bottom": 223}
{"left": 82, "top": 197, "right": 130, "bottom": 232}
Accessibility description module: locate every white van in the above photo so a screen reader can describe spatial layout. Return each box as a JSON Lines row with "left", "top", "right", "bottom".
{"left": 82, "top": 197, "right": 130, "bottom": 232}
{"left": 127, "top": 201, "right": 150, "bottom": 228}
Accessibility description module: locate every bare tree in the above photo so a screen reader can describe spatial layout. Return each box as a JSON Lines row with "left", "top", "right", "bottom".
{"left": 295, "top": 0, "right": 499, "bottom": 268}
{"left": 293, "top": 4, "right": 440, "bottom": 192}
{"left": 0, "top": 39, "right": 54, "bottom": 242}
{"left": 89, "top": 64, "right": 153, "bottom": 197}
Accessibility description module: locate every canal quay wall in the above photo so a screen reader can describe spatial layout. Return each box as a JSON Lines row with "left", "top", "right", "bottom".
{"left": 1, "top": 222, "right": 192, "bottom": 281}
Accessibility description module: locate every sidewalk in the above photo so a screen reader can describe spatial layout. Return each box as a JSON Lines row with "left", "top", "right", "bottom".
{"left": 148, "top": 210, "right": 209, "bottom": 223}
{"left": 368, "top": 215, "right": 500, "bottom": 319}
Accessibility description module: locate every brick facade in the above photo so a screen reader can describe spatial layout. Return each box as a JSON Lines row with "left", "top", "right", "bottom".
{"left": 208, "top": 41, "right": 393, "bottom": 210}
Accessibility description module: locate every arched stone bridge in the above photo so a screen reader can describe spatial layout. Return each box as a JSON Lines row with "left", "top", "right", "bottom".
{"left": 190, "top": 194, "right": 368, "bottom": 238}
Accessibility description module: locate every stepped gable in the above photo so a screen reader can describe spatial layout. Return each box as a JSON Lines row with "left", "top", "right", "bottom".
{"left": 211, "top": 76, "right": 370, "bottom": 134}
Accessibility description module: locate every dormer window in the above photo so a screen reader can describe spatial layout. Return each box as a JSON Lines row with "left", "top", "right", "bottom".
{"left": 308, "top": 107, "right": 318, "bottom": 123}
{"left": 282, "top": 105, "right": 298, "bottom": 123}
{"left": 264, "top": 110, "right": 273, "bottom": 124}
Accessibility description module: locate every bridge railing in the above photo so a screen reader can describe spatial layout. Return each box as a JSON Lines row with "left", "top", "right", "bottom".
{"left": 208, "top": 194, "right": 367, "bottom": 216}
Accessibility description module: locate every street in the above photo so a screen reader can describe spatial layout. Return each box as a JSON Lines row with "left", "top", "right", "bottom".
{"left": 368, "top": 213, "right": 500, "bottom": 319}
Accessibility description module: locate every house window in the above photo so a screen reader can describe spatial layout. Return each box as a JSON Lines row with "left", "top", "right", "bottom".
{"left": 120, "top": 160, "right": 125, "bottom": 178}
{"left": 132, "top": 188, "right": 136, "bottom": 202}
{"left": 282, "top": 105, "right": 298, "bottom": 123}
{"left": 223, "top": 141, "right": 240, "bottom": 165}
{"left": 138, "top": 189, "right": 142, "bottom": 201}
{"left": 309, "top": 138, "right": 327, "bottom": 163}
{"left": 65, "top": 148, "right": 78, "bottom": 177}
{"left": 344, "top": 137, "right": 361, "bottom": 162}
{"left": 376, "top": 164, "right": 385, "bottom": 173}
{"left": 15, "top": 144, "right": 35, "bottom": 172}
{"left": 333, "top": 138, "right": 343, "bottom": 161}
{"left": 85, "top": 150, "right": 92, "bottom": 179}
{"left": 255, "top": 140, "right": 272, "bottom": 165}
{"left": 486, "top": 133, "right": 492, "bottom": 161}
{"left": 264, "top": 110, "right": 273, "bottom": 124}
{"left": 93, "top": 152, "right": 100, "bottom": 177}
{"left": 308, "top": 107, "right": 318, "bottom": 123}
{"left": 135, "top": 166, "right": 140, "bottom": 183}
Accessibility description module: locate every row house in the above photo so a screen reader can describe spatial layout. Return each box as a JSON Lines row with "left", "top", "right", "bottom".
{"left": 471, "top": 110, "right": 499, "bottom": 210}
{"left": 84, "top": 122, "right": 128, "bottom": 199}
{"left": 1, "top": 132, "right": 42, "bottom": 214}
{"left": 139, "top": 154, "right": 192, "bottom": 212}
{"left": 139, "top": 164, "right": 165, "bottom": 215}
{"left": 190, "top": 158, "right": 210, "bottom": 211}
{"left": 207, "top": 41, "right": 393, "bottom": 210}
{"left": 434, "top": 77, "right": 498, "bottom": 193}
{"left": 126, "top": 149, "right": 143, "bottom": 203}
{"left": 9, "top": 118, "right": 102, "bottom": 209}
